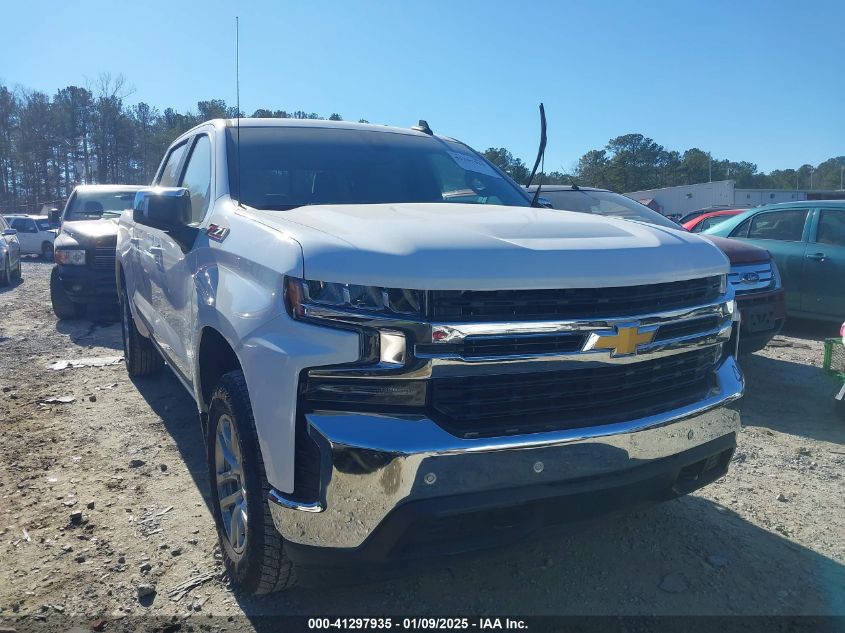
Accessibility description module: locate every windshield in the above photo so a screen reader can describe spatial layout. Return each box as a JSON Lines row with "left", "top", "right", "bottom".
{"left": 227, "top": 126, "right": 531, "bottom": 210}
{"left": 542, "top": 189, "right": 681, "bottom": 230}
{"left": 64, "top": 190, "right": 138, "bottom": 221}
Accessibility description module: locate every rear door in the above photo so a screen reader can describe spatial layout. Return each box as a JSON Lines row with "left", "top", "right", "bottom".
{"left": 729, "top": 207, "right": 811, "bottom": 314}
{"left": 800, "top": 207, "right": 845, "bottom": 320}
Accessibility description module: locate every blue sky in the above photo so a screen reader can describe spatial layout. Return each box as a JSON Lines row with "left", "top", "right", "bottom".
{"left": 2, "top": 0, "right": 843, "bottom": 173}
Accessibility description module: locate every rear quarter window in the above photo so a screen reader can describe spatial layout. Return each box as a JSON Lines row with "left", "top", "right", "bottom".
{"left": 747, "top": 209, "right": 809, "bottom": 242}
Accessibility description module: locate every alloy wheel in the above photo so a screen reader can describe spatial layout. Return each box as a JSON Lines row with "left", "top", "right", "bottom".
{"left": 215, "top": 413, "right": 248, "bottom": 554}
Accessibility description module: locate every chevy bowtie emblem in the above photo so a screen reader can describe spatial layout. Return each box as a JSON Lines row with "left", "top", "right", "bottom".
{"left": 583, "top": 324, "right": 657, "bottom": 357}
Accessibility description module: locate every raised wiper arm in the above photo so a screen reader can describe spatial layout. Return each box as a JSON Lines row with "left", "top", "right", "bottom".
{"left": 526, "top": 103, "right": 547, "bottom": 208}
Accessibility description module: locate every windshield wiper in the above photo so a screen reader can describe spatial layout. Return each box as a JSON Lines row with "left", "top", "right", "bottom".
{"left": 525, "top": 103, "right": 547, "bottom": 208}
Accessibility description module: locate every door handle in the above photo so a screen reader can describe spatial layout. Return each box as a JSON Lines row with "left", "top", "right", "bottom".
{"left": 806, "top": 252, "right": 827, "bottom": 262}
{"left": 148, "top": 246, "right": 163, "bottom": 255}
{"left": 129, "top": 237, "right": 140, "bottom": 247}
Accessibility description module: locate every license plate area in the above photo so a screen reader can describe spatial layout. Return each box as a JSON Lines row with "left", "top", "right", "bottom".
{"left": 743, "top": 305, "right": 775, "bottom": 333}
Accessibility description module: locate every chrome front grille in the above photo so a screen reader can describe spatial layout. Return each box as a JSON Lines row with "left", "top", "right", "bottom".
{"left": 303, "top": 277, "right": 735, "bottom": 439}
{"left": 423, "top": 300, "right": 734, "bottom": 364}
{"left": 728, "top": 262, "right": 773, "bottom": 294}
{"left": 430, "top": 347, "right": 719, "bottom": 438}
{"left": 427, "top": 276, "right": 723, "bottom": 322}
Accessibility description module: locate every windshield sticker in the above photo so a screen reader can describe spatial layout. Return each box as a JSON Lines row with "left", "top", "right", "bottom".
{"left": 446, "top": 151, "right": 502, "bottom": 179}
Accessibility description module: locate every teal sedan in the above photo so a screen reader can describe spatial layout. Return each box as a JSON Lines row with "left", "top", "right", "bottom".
{"left": 704, "top": 200, "right": 845, "bottom": 322}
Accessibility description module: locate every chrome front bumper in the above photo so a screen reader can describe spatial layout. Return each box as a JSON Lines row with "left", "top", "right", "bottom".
{"left": 269, "top": 355, "right": 744, "bottom": 551}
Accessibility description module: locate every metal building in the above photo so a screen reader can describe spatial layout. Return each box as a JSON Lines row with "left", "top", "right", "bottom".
{"left": 625, "top": 180, "right": 845, "bottom": 217}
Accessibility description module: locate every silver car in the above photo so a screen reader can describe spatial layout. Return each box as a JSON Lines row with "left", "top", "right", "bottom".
{"left": 0, "top": 215, "right": 22, "bottom": 285}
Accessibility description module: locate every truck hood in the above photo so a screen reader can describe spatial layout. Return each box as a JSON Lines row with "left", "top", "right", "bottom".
{"left": 701, "top": 235, "right": 771, "bottom": 265}
{"left": 60, "top": 218, "right": 119, "bottom": 244}
{"left": 246, "top": 203, "right": 729, "bottom": 290}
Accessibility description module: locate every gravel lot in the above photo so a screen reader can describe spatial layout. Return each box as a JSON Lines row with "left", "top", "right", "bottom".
{"left": 1, "top": 260, "right": 844, "bottom": 628}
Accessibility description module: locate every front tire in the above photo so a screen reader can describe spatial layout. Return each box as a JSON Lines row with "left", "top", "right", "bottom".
{"left": 50, "top": 267, "right": 86, "bottom": 319}
{"left": 0, "top": 255, "right": 10, "bottom": 287}
{"left": 208, "top": 370, "right": 296, "bottom": 594}
{"left": 120, "top": 285, "right": 162, "bottom": 377}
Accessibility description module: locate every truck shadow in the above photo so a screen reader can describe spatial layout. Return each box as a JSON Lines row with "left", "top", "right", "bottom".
{"left": 55, "top": 314, "right": 123, "bottom": 351}
{"left": 741, "top": 353, "right": 845, "bottom": 445}
{"left": 129, "top": 368, "right": 214, "bottom": 513}
{"left": 233, "top": 494, "right": 845, "bottom": 617}
{"left": 781, "top": 318, "right": 839, "bottom": 340}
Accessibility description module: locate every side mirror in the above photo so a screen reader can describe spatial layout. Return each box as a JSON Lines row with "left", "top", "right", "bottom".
{"left": 133, "top": 187, "right": 191, "bottom": 232}
{"left": 2, "top": 228, "right": 16, "bottom": 236}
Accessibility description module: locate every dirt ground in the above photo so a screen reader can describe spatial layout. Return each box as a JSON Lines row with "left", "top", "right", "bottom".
{"left": 1, "top": 260, "right": 844, "bottom": 628}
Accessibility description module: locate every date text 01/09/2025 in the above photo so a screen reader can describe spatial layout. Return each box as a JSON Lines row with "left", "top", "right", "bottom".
{"left": 306, "top": 618, "right": 529, "bottom": 630}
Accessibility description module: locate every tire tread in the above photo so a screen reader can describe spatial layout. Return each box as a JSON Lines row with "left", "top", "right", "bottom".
{"left": 120, "top": 287, "right": 162, "bottom": 376}
{"left": 212, "top": 371, "right": 296, "bottom": 594}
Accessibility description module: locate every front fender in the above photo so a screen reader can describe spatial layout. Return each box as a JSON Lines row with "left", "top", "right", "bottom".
{"left": 238, "top": 317, "right": 359, "bottom": 493}
{"left": 192, "top": 240, "right": 360, "bottom": 493}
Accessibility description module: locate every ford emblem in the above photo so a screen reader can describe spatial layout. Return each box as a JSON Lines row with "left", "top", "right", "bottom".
{"left": 740, "top": 272, "right": 760, "bottom": 284}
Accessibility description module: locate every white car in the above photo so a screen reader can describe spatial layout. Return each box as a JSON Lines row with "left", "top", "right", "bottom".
{"left": 4, "top": 215, "right": 57, "bottom": 259}
{"left": 117, "top": 118, "right": 742, "bottom": 594}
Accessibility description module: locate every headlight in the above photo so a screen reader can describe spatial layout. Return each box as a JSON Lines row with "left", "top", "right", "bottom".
{"left": 55, "top": 249, "right": 86, "bottom": 266}
{"left": 770, "top": 259, "right": 782, "bottom": 289}
{"left": 285, "top": 277, "right": 423, "bottom": 320}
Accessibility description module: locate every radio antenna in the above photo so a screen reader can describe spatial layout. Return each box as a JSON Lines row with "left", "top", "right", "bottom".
{"left": 235, "top": 16, "right": 241, "bottom": 207}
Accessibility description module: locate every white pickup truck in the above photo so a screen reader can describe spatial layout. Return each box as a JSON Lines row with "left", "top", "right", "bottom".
{"left": 116, "top": 118, "right": 743, "bottom": 594}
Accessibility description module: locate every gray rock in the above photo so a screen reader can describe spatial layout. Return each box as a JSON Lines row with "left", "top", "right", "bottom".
{"left": 140, "top": 562, "right": 152, "bottom": 573}
{"left": 86, "top": 501, "right": 95, "bottom": 510}
{"left": 69, "top": 511, "right": 83, "bottom": 525}
{"left": 136, "top": 584, "right": 156, "bottom": 599}
{"left": 171, "top": 546, "right": 183, "bottom": 556}
{"left": 129, "top": 459, "right": 146, "bottom": 468}
{"left": 777, "top": 493, "right": 788, "bottom": 502}
{"left": 659, "top": 572, "right": 688, "bottom": 593}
